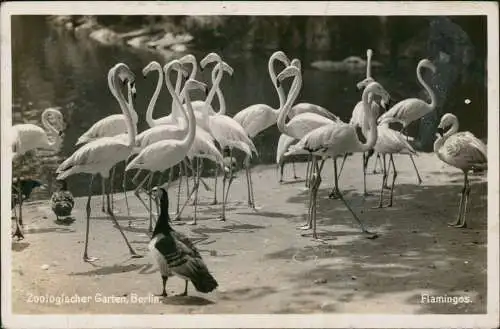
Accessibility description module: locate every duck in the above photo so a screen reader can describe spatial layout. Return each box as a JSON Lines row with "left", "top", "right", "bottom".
{"left": 11, "top": 177, "right": 44, "bottom": 209}
{"left": 149, "top": 187, "right": 218, "bottom": 297}
{"left": 50, "top": 179, "right": 75, "bottom": 223}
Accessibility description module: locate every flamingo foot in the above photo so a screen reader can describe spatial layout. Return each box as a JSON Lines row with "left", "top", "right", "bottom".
{"left": 216, "top": 216, "right": 226, "bottom": 222}
{"left": 130, "top": 253, "right": 144, "bottom": 259}
{"left": 188, "top": 220, "right": 197, "bottom": 226}
{"left": 362, "top": 231, "right": 379, "bottom": 239}
{"left": 83, "top": 255, "right": 99, "bottom": 263}
{"left": 455, "top": 221, "right": 467, "bottom": 228}
{"left": 297, "top": 224, "right": 312, "bottom": 230}
{"left": 175, "top": 291, "right": 188, "bottom": 297}
{"left": 210, "top": 199, "right": 218, "bottom": 206}
{"left": 328, "top": 190, "right": 341, "bottom": 199}
{"left": 155, "top": 292, "right": 168, "bottom": 298}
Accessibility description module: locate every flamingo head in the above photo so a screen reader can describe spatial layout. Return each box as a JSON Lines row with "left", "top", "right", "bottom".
{"left": 212, "top": 61, "right": 234, "bottom": 81}
{"left": 290, "top": 58, "right": 302, "bottom": 71}
{"left": 270, "top": 51, "right": 290, "bottom": 67}
{"left": 356, "top": 76, "right": 376, "bottom": 91}
{"left": 142, "top": 61, "right": 162, "bottom": 77}
{"left": 367, "top": 48, "right": 373, "bottom": 58}
{"left": 365, "top": 81, "right": 390, "bottom": 107}
{"left": 437, "top": 113, "right": 458, "bottom": 136}
{"left": 276, "top": 65, "right": 300, "bottom": 88}
{"left": 163, "top": 60, "right": 189, "bottom": 80}
{"left": 185, "top": 79, "right": 208, "bottom": 96}
{"left": 200, "top": 52, "right": 222, "bottom": 71}
{"left": 420, "top": 59, "right": 437, "bottom": 74}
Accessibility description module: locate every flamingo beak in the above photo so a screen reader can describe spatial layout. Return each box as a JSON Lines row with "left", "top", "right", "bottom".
{"left": 437, "top": 127, "right": 444, "bottom": 137}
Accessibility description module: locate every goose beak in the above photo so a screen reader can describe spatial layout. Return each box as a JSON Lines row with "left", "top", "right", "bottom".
{"left": 437, "top": 127, "right": 444, "bottom": 137}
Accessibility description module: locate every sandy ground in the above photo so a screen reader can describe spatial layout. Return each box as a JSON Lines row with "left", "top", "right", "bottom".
{"left": 10, "top": 153, "right": 487, "bottom": 314}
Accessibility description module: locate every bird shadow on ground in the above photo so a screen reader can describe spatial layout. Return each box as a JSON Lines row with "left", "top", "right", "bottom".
{"left": 25, "top": 227, "right": 76, "bottom": 234}
{"left": 218, "top": 286, "right": 278, "bottom": 302}
{"left": 234, "top": 210, "right": 293, "bottom": 219}
{"left": 269, "top": 179, "right": 487, "bottom": 314}
{"left": 69, "top": 263, "right": 150, "bottom": 276}
{"left": 279, "top": 179, "right": 307, "bottom": 185}
{"left": 11, "top": 241, "right": 30, "bottom": 252}
{"left": 162, "top": 295, "right": 215, "bottom": 306}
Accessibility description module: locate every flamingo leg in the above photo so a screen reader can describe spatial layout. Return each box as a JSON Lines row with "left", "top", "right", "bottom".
{"left": 333, "top": 157, "right": 378, "bottom": 239}
{"left": 328, "top": 157, "right": 341, "bottom": 199}
{"left": 132, "top": 169, "right": 143, "bottom": 186}
{"left": 382, "top": 154, "right": 391, "bottom": 189}
{"left": 372, "top": 152, "right": 382, "bottom": 174}
{"left": 174, "top": 164, "right": 183, "bottom": 218}
{"left": 338, "top": 153, "right": 349, "bottom": 178}
{"left": 134, "top": 173, "right": 152, "bottom": 213}
{"left": 386, "top": 154, "right": 398, "bottom": 207}
{"left": 299, "top": 155, "right": 317, "bottom": 230}
{"left": 373, "top": 154, "right": 388, "bottom": 209}
{"left": 292, "top": 160, "right": 298, "bottom": 179}
{"left": 189, "top": 159, "right": 203, "bottom": 225}
{"left": 147, "top": 172, "right": 155, "bottom": 232}
{"left": 409, "top": 154, "right": 423, "bottom": 185}
{"left": 13, "top": 175, "right": 24, "bottom": 240}
{"left": 101, "top": 175, "right": 106, "bottom": 213}
{"left": 456, "top": 177, "right": 471, "bottom": 228}
{"left": 110, "top": 166, "right": 116, "bottom": 212}
{"left": 183, "top": 160, "right": 191, "bottom": 199}
{"left": 245, "top": 155, "right": 256, "bottom": 209}
{"left": 310, "top": 157, "right": 324, "bottom": 241}
{"left": 218, "top": 153, "right": 235, "bottom": 222}
{"left": 211, "top": 165, "right": 218, "bottom": 205}
{"left": 305, "top": 155, "right": 311, "bottom": 188}
{"left": 362, "top": 152, "right": 367, "bottom": 196}
{"left": 83, "top": 175, "right": 97, "bottom": 262}
{"left": 122, "top": 159, "right": 131, "bottom": 221}
{"left": 106, "top": 176, "right": 142, "bottom": 258}
{"left": 279, "top": 161, "right": 285, "bottom": 184}
{"left": 449, "top": 172, "right": 468, "bottom": 227}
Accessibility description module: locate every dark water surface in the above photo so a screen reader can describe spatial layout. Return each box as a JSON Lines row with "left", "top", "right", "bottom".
{"left": 11, "top": 16, "right": 487, "bottom": 198}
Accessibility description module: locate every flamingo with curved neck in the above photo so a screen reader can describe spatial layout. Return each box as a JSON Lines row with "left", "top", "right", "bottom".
{"left": 56, "top": 63, "right": 142, "bottom": 262}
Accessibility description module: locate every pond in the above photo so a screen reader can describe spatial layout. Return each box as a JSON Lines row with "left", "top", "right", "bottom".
{"left": 11, "top": 16, "right": 487, "bottom": 198}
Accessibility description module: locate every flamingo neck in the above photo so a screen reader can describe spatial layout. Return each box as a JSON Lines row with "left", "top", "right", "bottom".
{"left": 178, "top": 87, "right": 196, "bottom": 150}
{"left": 277, "top": 72, "right": 302, "bottom": 136}
{"left": 111, "top": 68, "right": 136, "bottom": 146}
{"left": 268, "top": 57, "right": 285, "bottom": 113}
{"left": 204, "top": 61, "right": 225, "bottom": 115}
{"left": 145, "top": 64, "right": 164, "bottom": 128}
{"left": 417, "top": 62, "right": 437, "bottom": 110}
{"left": 41, "top": 109, "right": 62, "bottom": 150}
{"left": 359, "top": 89, "right": 378, "bottom": 152}
{"left": 172, "top": 69, "right": 185, "bottom": 122}
{"left": 366, "top": 51, "right": 372, "bottom": 78}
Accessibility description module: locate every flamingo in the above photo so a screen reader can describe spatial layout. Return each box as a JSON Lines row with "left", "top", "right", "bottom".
{"left": 56, "top": 63, "right": 142, "bottom": 262}
{"left": 433, "top": 113, "right": 487, "bottom": 228}
{"left": 11, "top": 107, "right": 65, "bottom": 240}
{"left": 377, "top": 59, "right": 437, "bottom": 131}
{"left": 372, "top": 116, "right": 417, "bottom": 208}
{"left": 275, "top": 64, "right": 344, "bottom": 199}
{"left": 283, "top": 69, "right": 389, "bottom": 241}
{"left": 75, "top": 77, "right": 137, "bottom": 214}
{"left": 125, "top": 78, "right": 208, "bottom": 227}
{"left": 195, "top": 53, "right": 258, "bottom": 221}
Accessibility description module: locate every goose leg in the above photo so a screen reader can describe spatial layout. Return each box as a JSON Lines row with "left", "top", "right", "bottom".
{"left": 106, "top": 176, "right": 142, "bottom": 258}
{"left": 373, "top": 155, "right": 388, "bottom": 209}
{"left": 176, "top": 280, "right": 189, "bottom": 297}
{"left": 333, "top": 158, "right": 378, "bottom": 239}
{"left": 155, "top": 275, "right": 168, "bottom": 297}
{"left": 83, "top": 175, "right": 97, "bottom": 262}
{"left": 386, "top": 154, "right": 398, "bottom": 207}
{"left": 409, "top": 154, "right": 423, "bottom": 185}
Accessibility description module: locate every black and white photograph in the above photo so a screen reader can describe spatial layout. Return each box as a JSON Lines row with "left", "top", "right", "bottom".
{"left": 1, "top": 1, "right": 498, "bottom": 328}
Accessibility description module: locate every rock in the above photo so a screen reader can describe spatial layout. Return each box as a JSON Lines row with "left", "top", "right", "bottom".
{"left": 41, "top": 264, "right": 50, "bottom": 270}
{"left": 351, "top": 276, "right": 357, "bottom": 280}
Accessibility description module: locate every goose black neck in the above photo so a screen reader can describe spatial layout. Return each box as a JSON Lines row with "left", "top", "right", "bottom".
{"left": 152, "top": 189, "right": 173, "bottom": 237}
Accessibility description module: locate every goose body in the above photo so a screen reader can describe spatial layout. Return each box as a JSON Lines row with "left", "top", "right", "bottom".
{"left": 149, "top": 188, "right": 218, "bottom": 296}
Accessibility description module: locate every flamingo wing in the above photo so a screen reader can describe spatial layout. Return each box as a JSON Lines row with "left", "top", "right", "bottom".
{"left": 76, "top": 114, "right": 128, "bottom": 145}
{"left": 378, "top": 98, "right": 430, "bottom": 126}
{"left": 276, "top": 134, "right": 298, "bottom": 164}
{"left": 291, "top": 103, "right": 340, "bottom": 122}
{"left": 209, "top": 115, "right": 258, "bottom": 156}
{"left": 233, "top": 104, "right": 277, "bottom": 138}
{"left": 443, "top": 132, "right": 487, "bottom": 169}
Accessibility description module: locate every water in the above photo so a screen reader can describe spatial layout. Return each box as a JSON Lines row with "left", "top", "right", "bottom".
{"left": 11, "top": 16, "right": 486, "bottom": 198}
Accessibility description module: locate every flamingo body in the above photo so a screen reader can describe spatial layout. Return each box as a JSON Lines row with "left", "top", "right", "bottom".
{"left": 290, "top": 103, "right": 339, "bottom": 121}
{"left": 12, "top": 124, "right": 56, "bottom": 157}
{"left": 377, "top": 98, "right": 432, "bottom": 128}
{"left": 233, "top": 104, "right": 278, "bottom": 138}
{"left": 76, "top": 113, "right": 137, "bottom": 145}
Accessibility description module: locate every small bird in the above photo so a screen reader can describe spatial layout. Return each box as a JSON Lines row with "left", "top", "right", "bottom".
{"left": 50, "top": 179, "right": 75, "bottom": 223}
{"left": 434, "top": 113, "right": 487, "bottom": 228}
{"left": 149, "top": 187, "right": 218, "bottom": 297}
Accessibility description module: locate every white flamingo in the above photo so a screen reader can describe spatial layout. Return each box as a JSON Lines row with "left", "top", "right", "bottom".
{"left": 372, "top": 116, "right": 417, "bottom": 208}
{"left": 195, "top": 53, "right": 258, "bottom": 220}
{"left": 284, "top": 70, "right": 389, "bottom": 241}
{"left": 353, "top": 51, "right": 424, "bottom": 186}
{"left": 125, "top": 78, "right": 208, "bottom": 226}
{"left": 56, "top": 63, "right": 142, "bottom": 262}
{"left": 275, "top": 64, "right": 345, "bottom": 199}
{"left": 434, "top": 113, "right": 487, "bottom": 228}
{"left": 11, "top": 107, "right": 65, "bottom": 239}
{"left": 377, "top": 59, "right": 437, "bottom": 130}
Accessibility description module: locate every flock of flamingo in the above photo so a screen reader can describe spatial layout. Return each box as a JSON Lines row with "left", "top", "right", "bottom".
{"left": 11, "top": 49, "right": 487, "bottom": 265}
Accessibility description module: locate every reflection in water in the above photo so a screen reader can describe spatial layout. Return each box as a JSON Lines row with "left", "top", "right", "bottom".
{"left": 11, "top": 16, "right": 486, "bottom": 198}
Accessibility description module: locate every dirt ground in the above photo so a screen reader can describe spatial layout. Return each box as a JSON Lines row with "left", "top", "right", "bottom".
{"left": 10, "top": 153, "right": 487, "bottom": 314}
